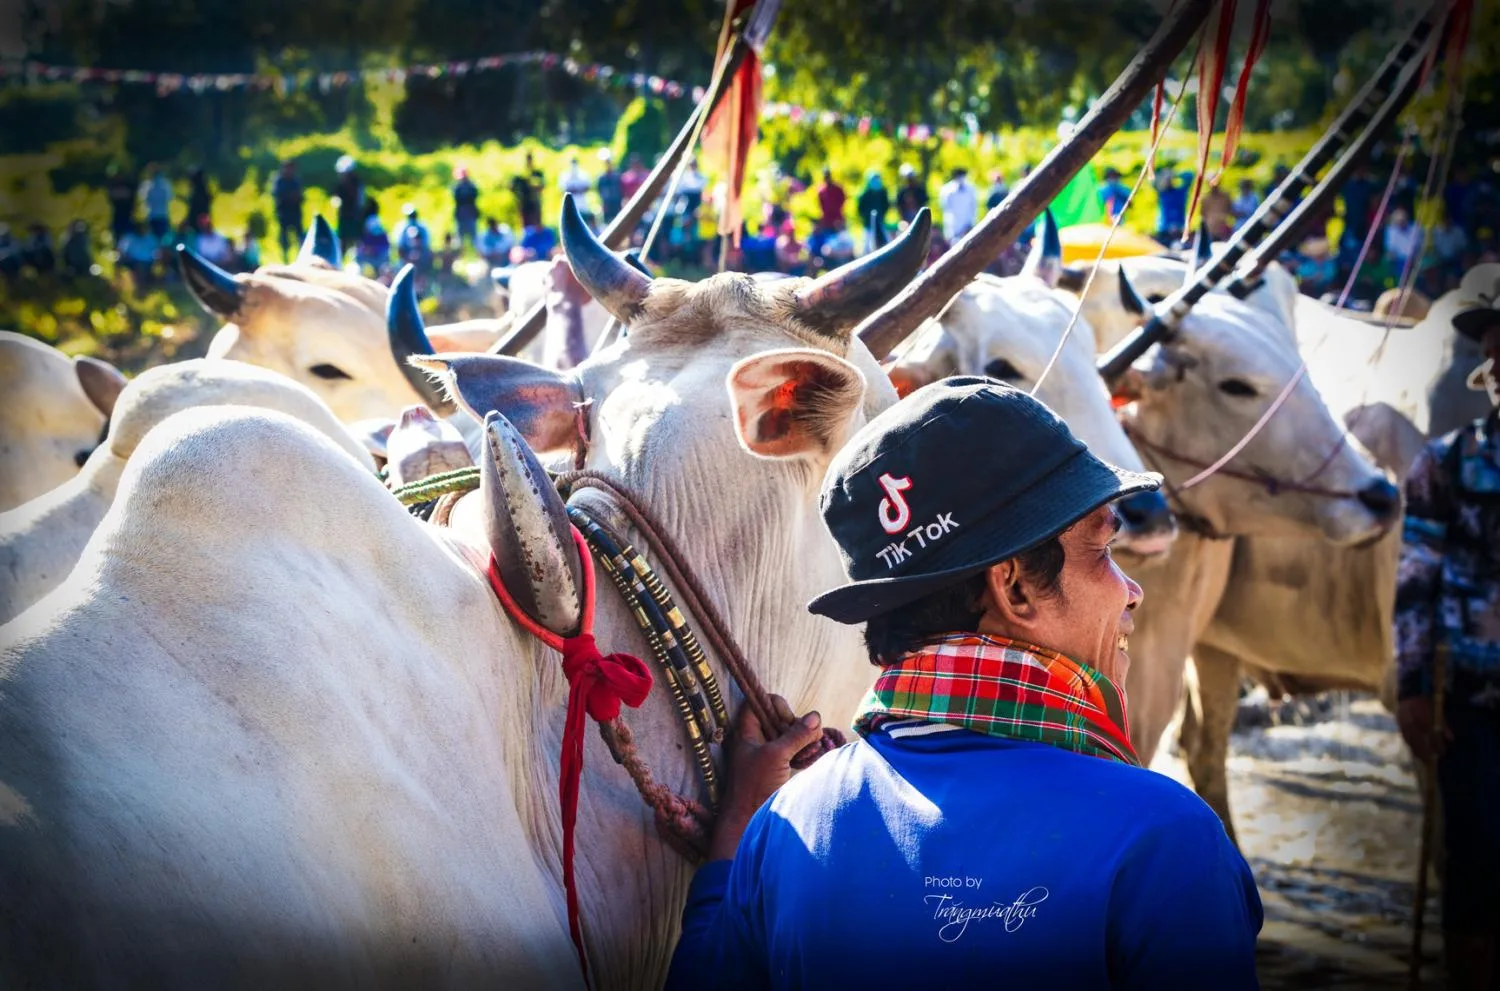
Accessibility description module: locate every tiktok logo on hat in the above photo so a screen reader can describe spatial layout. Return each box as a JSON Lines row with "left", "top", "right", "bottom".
{"left": 878, "top": 473, "right": 913, "bottom": 534}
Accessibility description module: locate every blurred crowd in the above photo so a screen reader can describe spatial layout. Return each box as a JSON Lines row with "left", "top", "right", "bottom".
{"left": 5, "top": 146, "right": 1498, "bottom": 315}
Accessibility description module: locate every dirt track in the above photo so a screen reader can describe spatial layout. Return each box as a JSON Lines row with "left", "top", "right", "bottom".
{"left": 1149, "top": 695, "right": 1441, "bottom": 989}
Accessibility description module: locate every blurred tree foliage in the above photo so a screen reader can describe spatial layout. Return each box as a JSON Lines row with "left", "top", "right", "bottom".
{"left": 3, "top": 0, "right": 1496, "bottom": 172}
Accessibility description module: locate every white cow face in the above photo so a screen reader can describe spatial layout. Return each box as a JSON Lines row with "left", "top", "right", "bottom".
{"left": 1117, "top": 293, "right": 1399, "bottom": 546}
{"left": 885, "top": 278, "right": 1176, "bottom": 557}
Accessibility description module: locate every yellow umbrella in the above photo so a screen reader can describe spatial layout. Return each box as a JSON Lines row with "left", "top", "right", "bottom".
{"left": 1058, "top": 223, "right": 1166, "bottom": 263}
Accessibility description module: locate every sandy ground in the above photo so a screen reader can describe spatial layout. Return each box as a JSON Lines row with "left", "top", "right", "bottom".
{"left": 1150, "top": 694, "right": 1441, "bottom": 989}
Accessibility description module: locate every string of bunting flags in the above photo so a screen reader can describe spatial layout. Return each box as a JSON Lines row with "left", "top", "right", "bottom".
{"left": 0, "top": 51, "right": 989, "bottom": 146}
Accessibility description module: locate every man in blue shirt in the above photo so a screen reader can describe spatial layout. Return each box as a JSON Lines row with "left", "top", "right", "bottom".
{"left": 1154, "top": 163, "right": 1192, "bottom": 245}
{"left": 668, "top": 379, "right": 1262, "bottom": 989}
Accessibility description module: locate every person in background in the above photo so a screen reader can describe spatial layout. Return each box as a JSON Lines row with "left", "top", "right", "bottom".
{"left": 396, "top": 204, "right": 434, "bottom": 274}
{"left": 1154, "top": 162, "right": 1191, "bottom": 245}
{"left": 1202, "top": 184, "right": 1234, "bottom": 241}
{"left": 597, "top": 149, "right": 624, "bottom": 221}
{"left": 666, "top": 380, "right": 1261, "bottom": 990}
{"left": 559, "top": 154, "right": 592, "bottom": 203}
{"left": 818, "top": 217, "right": 855, "bottom": 271}
{"left": 815, "top": 167, "right": 848, "bottom": 240}
{"left": 1431, "top": 210, "right": 1469, "bottom": 289}
{"left": 1263, "top": 163, "right": 1293, "bottom": 203}
{"left": 141, "top": 167, "right": 173, "bottom": 242}
{"left": 452, "top": 166, "right": 480, "bottom": 251}
{"left": 1231, "top": 178, "right": 1261, "bottom": 230}
{"left": 1099, "top": 167, "right": 1131, "bottom": 221}
{"left": 334, "top": 156, "right": 365, "bottom": 260}
{"left": 678, "top": 159, "right": 707, "bottom": 220}
{"left": 516, "top": 220, "right": 557, "bottom": 262}
{"left": 1340, "top": 163, "right": 1378, "bottom": 245}
{"left": 237, "top": 228, "right": 262, "bottom": 272}
{"left": 186, "top": 167, "right": 213, "bottom": 230}
{"left": 356, "top": 199, "right": 391, "bottom": 278}
{"left": 986, "top": 168, "right": 1012, "bottom": 212}
{"left": 61, "top": 220, "right": 92, "bottom": 278}
{"left": 272, "top": 161, "right": 305, "bottom": 262}
{"left": 106, "top": 164, "right": 137, "bottom": 250}
{"left": 22, "top": 224, "right": 56, "bottom": 275}
{"left": 857, "top": 170, "right": 890, "bottom": 253}
{"left": 1395, "top": 301, "right": 1500, "bottom": 991}
{"left": 477, "top": 217, "right": 515, "bottom": 268}
{"left": 0, "top": 224, "right": 18, "bottom": 280}
{"left": 938, "top": 167, "right": 979, "bottom": 243}
{"left": 1384, "top": 207, "right": 1424, "bottom": 279}
{"left": 1293, "top": 237, "right": 1338, "bottom": 297}
{"left": 118, "top": 222, "right": 158, "bottom": 286}
{"left": 774, "top": 217, "right": 805, "bottom": 276}
{"left": 895, "top": 164, "right": 928, "bottom": 225}
{"left": 194, "top": 214, "right": 233, "bottom": 268}
{"left": 512, "top": 151, "right": 545, "bottom": 229}
{"left": 437, "top": 232, "right": 460, "bottom": 276}
{"left": 620, "top": 153, "right": 649, "bottom": 205}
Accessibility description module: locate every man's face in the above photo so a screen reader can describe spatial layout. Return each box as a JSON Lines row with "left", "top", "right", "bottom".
{"left": 984, "top": 505, "right": 1143, "bottom": 688}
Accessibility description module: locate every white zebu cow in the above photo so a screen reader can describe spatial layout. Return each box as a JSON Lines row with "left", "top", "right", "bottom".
{"left": 177, "top": 249, "right": 503, "bottom": 425}
{"left": 885, "top": 273, "right": 1177, "bottom": 556}
{"left": 0, "top": 333, "right": 126, "bottom": 510}
{"left": 1067, "top": 256, "right": 1455, "bottom": 837}
{"left": 0, "top": 359, "right": 372, "bottom": 624}
{"left": 0, "top": 201, "right": 931, "bottom": 989}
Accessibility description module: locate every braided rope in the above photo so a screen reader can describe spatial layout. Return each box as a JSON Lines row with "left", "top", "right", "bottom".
{"left": 390, "top": 465, "right": 481, "bottom": 506}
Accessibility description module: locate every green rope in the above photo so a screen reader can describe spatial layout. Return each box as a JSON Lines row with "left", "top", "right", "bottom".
{"left": 390, "top": 466, "right": 481, "bottom": 506}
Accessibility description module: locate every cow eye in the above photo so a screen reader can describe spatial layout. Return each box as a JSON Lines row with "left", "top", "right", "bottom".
{"left": 1146, "top": 293, "right": 1168, "bottom": 304}
{"left": 984, "top": 358, "right": 1024, "bottom": 381}
{"left": 1218, "top": 378, "right": 1258, "bottom": 398}
{"left": 310, "top": 363, "right": 353, "bottom": 380}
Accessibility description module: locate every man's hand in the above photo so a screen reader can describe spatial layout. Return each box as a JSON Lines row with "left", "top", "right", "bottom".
{"left": 1397, "top": 696, "right": 1452, "bottom": 763}
{"left": 707, "top": 696, "right": 823, "bottom": 862}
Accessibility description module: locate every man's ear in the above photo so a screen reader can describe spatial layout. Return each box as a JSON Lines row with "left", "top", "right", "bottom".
{"left": 983, "top": 559, "right": 1041, "bottom": 628}
{"left": 727, "top": 348, "right": 866, "bottom": 460}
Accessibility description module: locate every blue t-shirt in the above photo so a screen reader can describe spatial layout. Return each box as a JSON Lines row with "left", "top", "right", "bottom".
{"left": 668, "top": 723, "right": 1262, "bottom": 990}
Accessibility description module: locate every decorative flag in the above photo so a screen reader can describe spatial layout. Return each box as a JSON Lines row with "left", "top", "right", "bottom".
{"left": 701, "top": 0, "right": 779, "bottom": 244}
{"left": 1218, "top": 0, "right": 1272, "bottom": 184}
{"left": 1186, "top": 0, "right": 1238, "bottom": 228}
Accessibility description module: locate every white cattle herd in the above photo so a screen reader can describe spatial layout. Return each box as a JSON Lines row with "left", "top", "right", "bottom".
{"left": 0, "top": 12, "right": 1483, "bottom": 985}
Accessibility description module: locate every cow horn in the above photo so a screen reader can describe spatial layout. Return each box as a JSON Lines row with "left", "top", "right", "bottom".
{"left": 297, "top": 215, "right": 341, "bottom": 267}
{"left": 559, "top": 193, "right": 651, "bottom": 325}
{"left": 387, "top": 264, "right": 456, "bottom": 415}
{"left": 480, "top": 409, "right": 586, "bottom": 640}
{"left": 870, "top": 211, "right": 889, "bottom": 249}
{"left": 176, "top": 245, "right": 245, "bottom": 318}
{"left": 1119, "top": 267, "right": 1148, "bottom": 316}
{"left": 1056, "top": 265, "right": 1088, "bottom": 293}
{"left": 1021, "top": 209, "right": 1062, "bottom": 287}
{"left": 795, "top": 207, "right": 931, "bottom": 339}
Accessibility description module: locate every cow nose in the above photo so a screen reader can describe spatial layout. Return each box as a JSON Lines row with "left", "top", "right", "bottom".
{"left": 1117, "top": 490, "right": 1175, "bottom": 535}
{"left": 1356, "top": 477, "right": 1400, "bottom": 521}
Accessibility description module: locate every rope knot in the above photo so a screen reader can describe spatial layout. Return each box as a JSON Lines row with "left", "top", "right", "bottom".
{"left": 562, "top": 633, "right": 652, "bottom": 722}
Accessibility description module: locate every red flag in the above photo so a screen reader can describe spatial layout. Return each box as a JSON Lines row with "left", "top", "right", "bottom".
{"left": 1218, "top": 0, "right": 1271, "bottom": 185}
{"left": 1186, "top": 0, "right": 1237, "bottom": 230}
{"left": 701, "top": 0, "right": 764, "bottom": 245}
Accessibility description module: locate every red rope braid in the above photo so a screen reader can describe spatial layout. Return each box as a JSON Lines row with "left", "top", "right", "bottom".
{"left": 484, "top": 530, "right": 650, "bottom": 991}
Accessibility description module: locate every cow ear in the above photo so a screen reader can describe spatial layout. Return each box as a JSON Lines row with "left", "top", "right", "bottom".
{"left": 74, "top": 355, "right": 128, "bottom": 417}
{"left": 410, "top": 353, "right": 584, "bottom": 457}
{"left": 728, "top": 348, "right": 866, "bottom": 460}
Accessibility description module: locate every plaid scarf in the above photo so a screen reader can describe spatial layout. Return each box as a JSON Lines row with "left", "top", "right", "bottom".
{"left": 853, "top": 633, "right": 1140, "bottom": 767}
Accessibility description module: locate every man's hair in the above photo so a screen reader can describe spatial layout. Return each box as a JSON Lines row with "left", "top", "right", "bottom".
{"left": 863, "top": 535, "right": 1066, "bottom": 667}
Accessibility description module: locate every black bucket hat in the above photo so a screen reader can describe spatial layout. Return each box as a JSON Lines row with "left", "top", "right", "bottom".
{"left": 1454, "top": 303, "right": 1500, "bottom": 343}
{"left": 807, "top": 377, "right": 1159, "bottom": 625}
